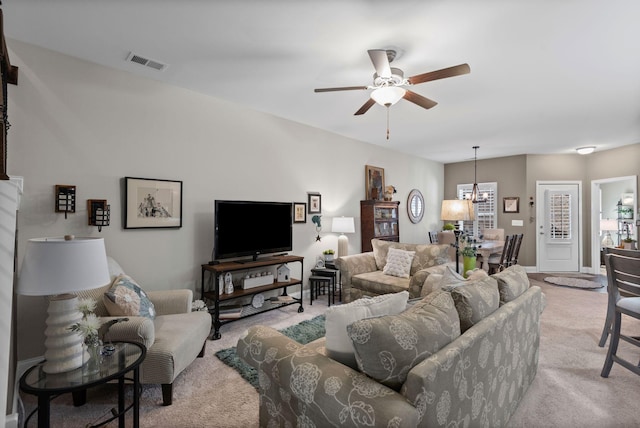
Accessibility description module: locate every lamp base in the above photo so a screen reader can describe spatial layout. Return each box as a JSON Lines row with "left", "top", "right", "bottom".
{"left": 337, "top": 234, "right": 349, "bottom": 259}
{"left": 601, "top": 232, "right": 614, "bottom": 248}
{"left": 43, "top": 294, "right": 85, "bottom": 374}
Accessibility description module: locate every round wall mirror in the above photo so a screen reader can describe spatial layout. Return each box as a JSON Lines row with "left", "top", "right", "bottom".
{"left": 407, "top": 189, "right": 425, "bottom": 224}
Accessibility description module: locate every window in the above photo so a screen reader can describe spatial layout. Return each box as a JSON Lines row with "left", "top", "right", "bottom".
{"left": 456, "top": 182, "right": 498, "bottom": 237}
{"left": 548, "top": 192, "right": 571, "bottom": 240}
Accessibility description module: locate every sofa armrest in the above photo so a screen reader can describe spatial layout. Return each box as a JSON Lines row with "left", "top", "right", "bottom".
{"left": 100, "top": 316, "right": 155, "bottom": 349}
{"left": 335, "top": 252, "right": 378, "bottom": 303}
{"left": 237, "top": 326, "right": 419, "bottom": 427}
{"left": 147, "top": 289, "right": 193, "bottom": 315}
{"left": 401, "top": 286, "right": 543, "bottom": 427}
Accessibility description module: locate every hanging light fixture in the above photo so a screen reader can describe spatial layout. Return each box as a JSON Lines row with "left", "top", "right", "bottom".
{"left": 471, "top": 146, "right": 487, "bottom": 204}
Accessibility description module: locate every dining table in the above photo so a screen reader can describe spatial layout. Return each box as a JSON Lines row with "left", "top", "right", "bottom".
{"left": 476, "top": 240, "right": 505, "bottom": 271}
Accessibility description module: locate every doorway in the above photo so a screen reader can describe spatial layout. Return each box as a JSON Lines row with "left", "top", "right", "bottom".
{"left": 536, "top": 181, "right": 582, "bottom": 272}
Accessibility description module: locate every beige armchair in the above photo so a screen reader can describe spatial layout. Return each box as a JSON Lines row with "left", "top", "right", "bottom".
{"left": 77, "top": 257, "right": 211, "bottom": 405}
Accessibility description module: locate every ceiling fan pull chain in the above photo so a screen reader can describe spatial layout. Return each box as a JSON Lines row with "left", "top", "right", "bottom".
{"left": 386, "top": 107, "right": 390, "bottom": 140}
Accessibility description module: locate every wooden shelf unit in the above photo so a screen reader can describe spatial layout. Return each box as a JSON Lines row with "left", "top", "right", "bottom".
{"left": 201, "top": 255, "right": 304, "bottom": 339}
{"left": 360, "top": 200, "right": 400, "bottom": 252}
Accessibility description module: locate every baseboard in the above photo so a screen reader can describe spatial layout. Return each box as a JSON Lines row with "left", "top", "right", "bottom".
{"left": 8, "top": 356, "right": 44, "bottom": 428}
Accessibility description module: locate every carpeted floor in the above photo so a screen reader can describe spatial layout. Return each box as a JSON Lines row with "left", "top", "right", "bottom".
{"left": 18, "top": 275, "right": 640, "bottom": 428}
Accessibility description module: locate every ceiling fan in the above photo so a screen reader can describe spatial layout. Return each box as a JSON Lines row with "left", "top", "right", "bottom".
{"left": 314, "top": 49, "right": 470, "bottom": 116}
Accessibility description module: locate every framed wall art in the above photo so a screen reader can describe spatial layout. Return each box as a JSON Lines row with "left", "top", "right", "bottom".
{"left": 124, "top": 177, "right": 183, "bottom": 229}
{"left": 365, "top": 165, "right": 385, "bottom": 200}
{"left": 503, "top": 196, "right": 520, "bottom": 213}
{"left": 308, "top": 193, "right": 321, "bottom": 214}
{"left": 293, "top": 202, "right": 307, "bottom": 223}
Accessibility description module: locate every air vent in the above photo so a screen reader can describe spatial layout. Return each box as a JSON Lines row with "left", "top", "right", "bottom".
{"left": 126, "top": 52, "right": 168, "bottom": 71}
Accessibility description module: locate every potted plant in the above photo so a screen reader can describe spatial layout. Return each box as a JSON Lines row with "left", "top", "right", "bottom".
{"left": 443, "top": 223, "right": 456, "bottom": 232}
{"left": 622, "top": 238, "right": 637, "bottom": 250}
{"left": 323, "top": 249, "right": 335, "bottom": 262}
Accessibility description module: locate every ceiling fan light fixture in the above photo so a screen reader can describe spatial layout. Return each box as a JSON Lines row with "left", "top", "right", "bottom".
{"left": 576, "top": 146, "right": 595, "bottom": 155}
{"left": 371, "top": 86, "right": 406, "bottom": 107}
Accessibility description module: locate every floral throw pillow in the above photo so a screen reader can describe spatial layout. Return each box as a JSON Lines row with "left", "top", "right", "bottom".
{"left": 104, "top": 274, "right": 156, "bottom": 319}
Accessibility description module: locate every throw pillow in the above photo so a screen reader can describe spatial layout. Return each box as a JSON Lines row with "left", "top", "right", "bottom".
{"left": 410, "top": 244, "right": 451, "bottom": 275}
{"left": 347, "top": 290, "right": 461, "bottom": 390}
{"left": 450, "top": 276, "right": 499, "bottom": 332}
{"left": 439, "top": 265, "right": 467, "bottom": 291}
{"left": 383, "top": 248, "right": 415, "bottom": 278}
{"left": 420, "top": 273, "right": 443, "bottom": 297}
{"left": 325, "top": 291, "right": 409, "bottom": 369}
{"left": 103, "top": 274, "right": 156, "bottom": 319}
{"left": 492, "top": 264, "right": 530, "bottom": 304}
{"left": 371, "top": 239, "right": 395, "bottom": 270}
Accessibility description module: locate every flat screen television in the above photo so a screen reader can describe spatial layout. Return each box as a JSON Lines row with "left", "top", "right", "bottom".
{"left": 214, "top": 200, "right": 293, "bottom": 261}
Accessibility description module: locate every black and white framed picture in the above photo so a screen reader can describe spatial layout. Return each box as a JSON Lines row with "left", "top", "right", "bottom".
{"left": 124, "top": 177, "right": 183, "bottom": 229}
{"left": 308, "top": 193, "right": 321, "bottom": 214}
{"left": 293, "top": 202, "right": 307, "bottom": 223}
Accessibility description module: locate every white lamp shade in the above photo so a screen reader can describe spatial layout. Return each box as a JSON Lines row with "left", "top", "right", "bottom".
{"left": 371, "top": 87, "right": 406, "bottom": 106}
{"left": 600, "top": 219, "right": 618, "bottom": 232}
{"left": 440, "top": 200, "right": 475, "bottom": 221}
{"left": 331, "top": 217, "right": 355, "bottom": 234}
{"left": 18, "top": 237, "right": 110, "bottom": 296}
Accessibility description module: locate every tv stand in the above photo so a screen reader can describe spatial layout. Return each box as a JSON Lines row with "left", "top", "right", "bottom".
{"left": 201, "top": 255, "right": 304, "bottom": 340}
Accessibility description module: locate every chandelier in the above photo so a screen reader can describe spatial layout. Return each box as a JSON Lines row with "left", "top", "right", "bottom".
{"left": 471, "top": 146, "right": 487, "bottom": 204}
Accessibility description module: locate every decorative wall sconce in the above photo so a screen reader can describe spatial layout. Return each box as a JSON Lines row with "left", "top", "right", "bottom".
{"left": 55, "top": 185, "right": 76, "bottom": 219}
{"left": 88, "top": 199, "right": 110, "bottom": 232}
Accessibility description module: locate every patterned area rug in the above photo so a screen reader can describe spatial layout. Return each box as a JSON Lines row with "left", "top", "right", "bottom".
{"left": 215, "top": 314, "right": 326, "bottom": 388}
{"left": 544, "top": 276, "right": 604, "bottom": 289}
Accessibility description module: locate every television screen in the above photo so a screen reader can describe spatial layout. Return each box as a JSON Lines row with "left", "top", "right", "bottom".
{"left": 214, "top": 200, "right": 293, "bottom": 261}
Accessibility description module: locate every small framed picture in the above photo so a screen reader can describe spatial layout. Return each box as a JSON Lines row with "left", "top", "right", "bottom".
{"left": 503, "top": 197, "right": 520, "bottom": 213}
{"left": 293, "top": 202, "right": 307, "bottom": 223}
{"left": 124, "top": 177, "right": 183, "bottom": 229}
{"left": 365, "top": 165, "right": 385, "bottom": 200}
{"left": 636, "top": 219, "right": 640, "bottom": 227}
{"left": 308, "top": 193, "right": 321, "bottom": 214}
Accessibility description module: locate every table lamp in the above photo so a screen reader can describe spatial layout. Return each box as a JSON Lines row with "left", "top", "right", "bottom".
{"left": 18, "top": 236, "right": 110, "bottom": 373}
{"left": 440, "top": 200, "right": 475, "bottom": 273}
{"left": 331, "top": 216, "right": 355, "bottom": 258}
{"left": 600, "top": 218, "right": 618, "bottom": 247}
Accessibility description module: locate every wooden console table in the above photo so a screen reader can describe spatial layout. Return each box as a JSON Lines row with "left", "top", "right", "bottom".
{"left": 201, "top": 255, "right": 304, "bottom": 339}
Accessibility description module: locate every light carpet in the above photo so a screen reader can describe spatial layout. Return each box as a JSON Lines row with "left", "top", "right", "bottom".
{"left": 19, "top": 278, "right": 640, "bottom": 427}
{"left": 544, "top": 276, "right": 604, "bottom": 289}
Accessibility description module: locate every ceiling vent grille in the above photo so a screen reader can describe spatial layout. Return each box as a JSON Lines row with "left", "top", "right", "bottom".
{"left": 126, "top": 52, "right": 168, "bottom": 71}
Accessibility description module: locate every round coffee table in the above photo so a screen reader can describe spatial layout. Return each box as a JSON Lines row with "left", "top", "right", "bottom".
{"left": 20, "top": 341, "right": 146, "bottom": 428}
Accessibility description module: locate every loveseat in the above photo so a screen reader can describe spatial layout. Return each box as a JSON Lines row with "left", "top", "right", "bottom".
{"left": 76, "top": 257, "right": 212, "bottom": 405}
{"left": 237, "top": 265, "right": 543, "bottom": 427}
{"left": 335, "top": 239, "right": 452, "bottom": 303}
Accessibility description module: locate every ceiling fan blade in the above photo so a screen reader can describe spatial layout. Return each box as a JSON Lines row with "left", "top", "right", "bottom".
{"left": 354, "top": 98, "right": 376, "bottom": 115}
{"left": 407, "top": 63, "right": 471, "bottom": 85}
{"left": 314, "top": 86, "right": 368, "bottom": 93}
{"left": 368, "top": 49, "right": 392, "bottom": 78}
{"left": 403, "top": 90, "right": 438, "bottom": 110}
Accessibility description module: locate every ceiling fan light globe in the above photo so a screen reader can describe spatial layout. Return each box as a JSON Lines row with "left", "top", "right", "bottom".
{"left": 371, "top": 86, "right": 406, "bottom": 107}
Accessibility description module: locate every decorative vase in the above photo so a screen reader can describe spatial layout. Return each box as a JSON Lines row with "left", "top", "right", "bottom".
{"left": 463, "top": 256, "right": 477, "bottom": 278}
{"left": 83, "top": 342, "right": 102, "bottom": 376}
{"left": 324, "top": 254, "right": 334, "bottom": 262}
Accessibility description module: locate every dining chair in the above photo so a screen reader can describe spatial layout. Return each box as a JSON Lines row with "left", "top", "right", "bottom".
{"left": 598, "top": 247, "right": 640, "bottom": 348}
{"left": 601, "top": 250, "right": 640, "bottom": 377}
{"left": 487, "top": 234, "right": 514, "bottom": 274}
{"left": 508, "top": 234, "right": 524, "bottom": 266}
{"left": 428, "top": 231, "right": 439, "bottom": 244}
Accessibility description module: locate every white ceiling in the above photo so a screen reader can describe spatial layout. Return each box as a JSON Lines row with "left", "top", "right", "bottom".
{"left": 4, "top": 0, "right": 640, "bottom": 163}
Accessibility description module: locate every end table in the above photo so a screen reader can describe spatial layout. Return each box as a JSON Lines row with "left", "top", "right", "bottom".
{"left": 20, "top": 341, "right": 146, "bottom": 428}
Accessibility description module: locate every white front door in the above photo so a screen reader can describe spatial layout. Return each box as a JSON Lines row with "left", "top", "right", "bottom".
{"left": 536, "top": 182, "right": 581, "bottom": 272}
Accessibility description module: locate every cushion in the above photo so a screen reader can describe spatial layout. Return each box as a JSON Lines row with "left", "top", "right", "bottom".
{"left": 383, "top": 248, "right": 415, "bottom": 278}
{"left": 351, "top": 271, "right": 410, "bottom": 295}
{"left": 450, "top": 276, "right": 499, "bottom": 332}
{"left": 421, "top": 273, "right": 443, "bottom": 297}
{"left": 325, "top": 291, "right": 409, "bottom": 369}
{"left": 439, "top": 265, "right": 467, "bottom": 291}
{"left": 492, "top": 264, "right": 530, "bottom": 304}
{"left": 104, "top": 274, "right": 156, "bottom": 319}
{"left": 347, "top": 290, "right": 461, "bottom": 390}
{"left": 371, "top": 239, "right": 450, "bottom": 275}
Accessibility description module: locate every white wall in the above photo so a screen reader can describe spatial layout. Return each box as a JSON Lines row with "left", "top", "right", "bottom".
{"left": 7, "top": 40, "right": 444, "bottom": 359}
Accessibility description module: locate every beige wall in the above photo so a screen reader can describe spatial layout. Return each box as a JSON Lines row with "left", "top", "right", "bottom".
{"left": 8, "top": 39, "right": 445, "bottom": 360}
{"left": 445, "top": 145, "right": 639, "bottom": 268}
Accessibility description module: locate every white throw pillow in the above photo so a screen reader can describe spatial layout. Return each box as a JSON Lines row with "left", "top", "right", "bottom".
{"left": 325, "top": 291, "right": 409, "bottom": 369}
{"left": 382, "top": 248, "right": 415, "bottom": 278}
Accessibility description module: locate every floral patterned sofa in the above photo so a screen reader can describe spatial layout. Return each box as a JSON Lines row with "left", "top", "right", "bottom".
{"left": 335, "top": 239, "right": 453, "bottom": 303}
{"left": 237, "top": 265, "right": 543, "bottom": 427}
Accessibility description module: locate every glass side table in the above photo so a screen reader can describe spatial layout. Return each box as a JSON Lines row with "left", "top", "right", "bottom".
{"left": 20, "top": 341, "right": 146, "bottom": 428}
